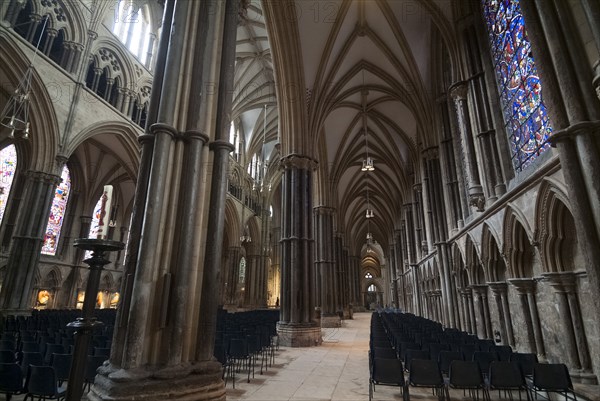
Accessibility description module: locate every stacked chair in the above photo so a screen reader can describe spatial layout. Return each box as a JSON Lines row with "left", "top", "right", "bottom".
{"left": 212, "top": 309, "right": 279, "bottom": 388}
{"left": 0, "top": 309, "right": 117, "bottom": 399}
{"left": 368, "top": 310, "right": 579, "bottom": 401}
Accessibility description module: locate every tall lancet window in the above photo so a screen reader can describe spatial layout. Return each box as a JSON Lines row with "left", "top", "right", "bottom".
{"left": 41, "top": 166, "right": 71, "bottom": 255}
{"left": 482, "top": 0, "right": 553, "bottom": 171}
{"left": 0, "top": 145, "right": 17, "bottom": 226}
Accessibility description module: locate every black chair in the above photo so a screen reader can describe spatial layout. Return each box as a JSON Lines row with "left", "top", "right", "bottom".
{"left": 473, "top": 351, "right": 499, "bottom": 377}
{"left": 0, "top": 362, "right": 24, "bottom": 400}
{"left": 51, "top": 353, "right": 72, "bottom": 386}
{"left": 0, "top": 350, "right": 16, "bottom": 363}
{"left": 23, "top": 365, "right": 66, "bottom": 400}
{"left": 371, "top": 346, "right": 398, "bottom": 360}
{"left": 369, "top": 357, "right": 408, "bottom": 401}
{"left": 490, "top": 345, "right": 513, "bottom": 361}
{"left": 94, "top": 347, "right": 111, "bottom": 357}
{"left": 245, "top": 334, "right": 261, "bottom": 379}
{"left": 488, "top": 361, "right": 530, "bottom": 401}
{"left": 20, "top": 341, "right": 41, "bottom": 354}
{"left": 44, "top": 344, "right": 65, "bottom": 365}
{"left": 228, "top": 338, "right": 251, "bottom": 384}
{"left": 438, "top": 350, "right": 463, "bottom": 376}
{"left": 510, "top": 353, "right": 538, "bottom": 377}
{"left": 399, "top": 341, "right": 420, "bottom": 360}
{"left": 0, "top": 339, "right": 16, "bottom": 351}
{"left": 20, "top": 352, "right": 44, "bottom": 375}
{"left": 408, "top": 359, "right": 450, "bottom": 400}
{"left": 448, "top": 360, "right": 489, "bottom": 401}
{"left": 530, "top": 363, "right": 577, "bottom": 401}
{"left": 461, "top": 344, "right": 479, "bottom": 361}
{"left": 214, "top": 342, "right": 233, "bottom": 388}
{"left": 404, "top": 349, "right": 430, "bottom": 372}
{"left": 429, "top": 342, "right": 450, "bottom": 361}
{"left": 84, "top": 355, "right": 107, "bottom": 391}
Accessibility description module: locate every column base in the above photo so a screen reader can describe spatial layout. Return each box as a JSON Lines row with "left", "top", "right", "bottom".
{"left": 321, "top": 314, "right": 341, "bottom": 328}
{"left": 277, "top": 322, "right": 322, "bottom": 347}
{"left": 571, "top": 370, "right": 598, "bottom": 385}
{"left": 87, "top": 360, "right": 226, "bottom": 401}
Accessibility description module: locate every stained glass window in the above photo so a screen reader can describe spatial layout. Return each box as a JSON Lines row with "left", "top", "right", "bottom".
{"left": 482, "top": 0, "right": 553, "bottom": 171}
{"left": 41, "top": 166, "right": 71, "bottom": 255}
{"left": 239, "top": 257, "right": 246, "bottom": 284}
{"left": 0, "top": 145, "right": 17, "bottom": 227}
{"left": 84, "top": 195, "right": 105, "bottom": 260}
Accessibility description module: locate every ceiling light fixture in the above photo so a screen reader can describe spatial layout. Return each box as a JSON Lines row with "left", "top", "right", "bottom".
{"left": 1, "top": 16, "right": 48, "bottom": 140}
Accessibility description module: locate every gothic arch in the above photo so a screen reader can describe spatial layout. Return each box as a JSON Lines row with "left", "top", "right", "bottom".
{"left": 481, "top": 224, "right": 507, "bottom": 282}
{"left": 534, "top": 179, "right": 581, "bottom": 272}
{"left": 224, "top": 199, "right": 240, "bottom": 249}
{"left": 503, "top": 205, "right": 536, "bottom": 278}
{"left": 88, "top": 39, "right": 137, "bottom": 90}
{"left": 0, "top": 32, "right": 60, "bottom": 172}
{"left": 25, "top": 0, "right": 87, "bottom": 44}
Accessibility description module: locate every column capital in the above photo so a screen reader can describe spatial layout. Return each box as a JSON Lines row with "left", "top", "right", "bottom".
{"left": 488, "top": 281, "right": 508, "bottom": 294}
{"left": 508, "top": 278, "right": 537, "bottom": 294}
{"left": 79, "top": 215, "right": 93, "bottom": 225}
{"left": 542, "top": 271, "right": 577, "bottom": 293}
{"left": 280, "top": 154, "right": 318, "bottom": 170}
{"left": 448, "top": 81, "right": 469, "bottom": 101}
{"left": 149, "top": 123, "right": 178, "bottom": 139}
{"left": 313, "top": 206, "right": 335, "bottom": 215}
{"left": 470, "top": 284, "right": 489, "bottom": 295}
{"left": 548, "top": 120, "right": 600, "bottom": 146}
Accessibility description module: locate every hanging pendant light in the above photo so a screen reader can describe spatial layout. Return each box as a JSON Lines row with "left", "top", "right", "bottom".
{"left": 1, "top": 16, "right": 48, "bottom": 140}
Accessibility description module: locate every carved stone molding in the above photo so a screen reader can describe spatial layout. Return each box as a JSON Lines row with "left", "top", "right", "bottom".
{"left": 280, "top": 154, "right": 318, "bottom": 170}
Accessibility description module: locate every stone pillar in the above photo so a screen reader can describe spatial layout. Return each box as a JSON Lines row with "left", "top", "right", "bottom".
{"left": 314, "top": 207, "right": 339, "bottom": 327}
{"left": 26, "top": 14, "right": 42, "bottom": 43}
{"left": 488, "top": 282, "right": 514, "bottom": 346}
{"left": 0, "top": 170, "right": 60, "bottom": 313}
{"left": 472, "top": 285, "right": 492, "bottom": 339}
{"left": 509, "top": 278, "right": 545, "bottom": 357}
{"left": 448, "top": 81, "right": 485, "bottom": 212}
{"left": 88, "top": 1, "right": 231, "bottom": 399}
{"left": 42, "top": 28, "right": 58, "bottom": 56}
{"left": 146, "top": 33, "right": 157, "bottom": 69}
{"left": 543, "top": 272, "right": 597, "bottom": 383}
{"left": 63, "top": 216, "right": 93, "bottom": 308}
{"left": 520, "top": 0, "right": 600, "bottom": 335}
{"left": 277, "top": 155, "right": 321, "bottom": 347}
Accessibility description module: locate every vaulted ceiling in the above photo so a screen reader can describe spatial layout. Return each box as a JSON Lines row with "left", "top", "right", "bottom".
{"left": 239, "top": 0, "right": 461, "bottom": 253}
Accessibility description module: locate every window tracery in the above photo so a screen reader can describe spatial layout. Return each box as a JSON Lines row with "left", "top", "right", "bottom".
{"left": 482, "top": 0, "right": 553, "bottom": 171}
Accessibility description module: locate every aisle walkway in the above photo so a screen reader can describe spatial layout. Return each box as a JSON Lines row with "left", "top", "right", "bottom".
{"left": 227, "top": 312, "right": 404, "bottom": 401}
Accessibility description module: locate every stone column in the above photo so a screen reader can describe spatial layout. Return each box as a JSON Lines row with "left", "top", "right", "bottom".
{"left": 63, "top": 216, "right": 93, "bottom": 308}
{"left": 314, "top": 207, "right": 339, "bottom": 327}
{"left": 42, "top": 28, "right": 58, "bottom": 56}
{"left": 89, "top": 1, "right": 230, "bottom": 399}
{"left": 472, "top": 285, "right": 492, "bottom": 339}
{"left": 277, "top": 155, "right": 321, "bottom": 347}
{"left": 520, "top": 0, "right": 600, "bottom": 332}
{"left": 448, "top": 81, "right": 485, "bottom": 212}
{"left": 0, "top": 170, "right": 61, "bottom": 313}
{"left": 543, "top": 272, "right": 596, "bottom": 383}
{"left": 244, "top": 254, "right": 260, "bottom": 307}
{"left": 509, "top": 278, "right": 545, "bottom": 357}
{"left": 26, "top": 14, "right": 42, "bottom": 42}
{"left": 488, "top": 282, "right": 515, "bottom": 346}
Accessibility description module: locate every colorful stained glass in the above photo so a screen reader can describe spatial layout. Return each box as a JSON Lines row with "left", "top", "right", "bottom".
{"left": 41, "top": 166, "right": 71, "bottom": 255}
{"left": 84, "top": 195, "right": 105, "bottom": 259}
{"left": 0, "top": 145, "right": 17, "bottom": 227}
{"left": 483, "top": 0, "right": 553, "bottom": 171}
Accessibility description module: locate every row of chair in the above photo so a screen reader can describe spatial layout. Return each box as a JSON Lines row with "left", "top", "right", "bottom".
{"left": 371, "top": 356, "right": 577, "bottom": 401}
{"left": 213, "top": 309, "right": 280, "bottom": 388}
{"left": 369, "top": 311, "right": 578, "bottom": 401}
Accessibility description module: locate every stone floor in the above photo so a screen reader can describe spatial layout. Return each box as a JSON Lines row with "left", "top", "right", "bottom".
{"left": 226, "top": 312, "right": 599, "bottom": 401}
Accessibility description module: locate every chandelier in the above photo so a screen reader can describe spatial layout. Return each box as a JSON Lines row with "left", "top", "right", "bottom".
{"left": 1, "top": 16, "right": 48, "bottom": 140}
